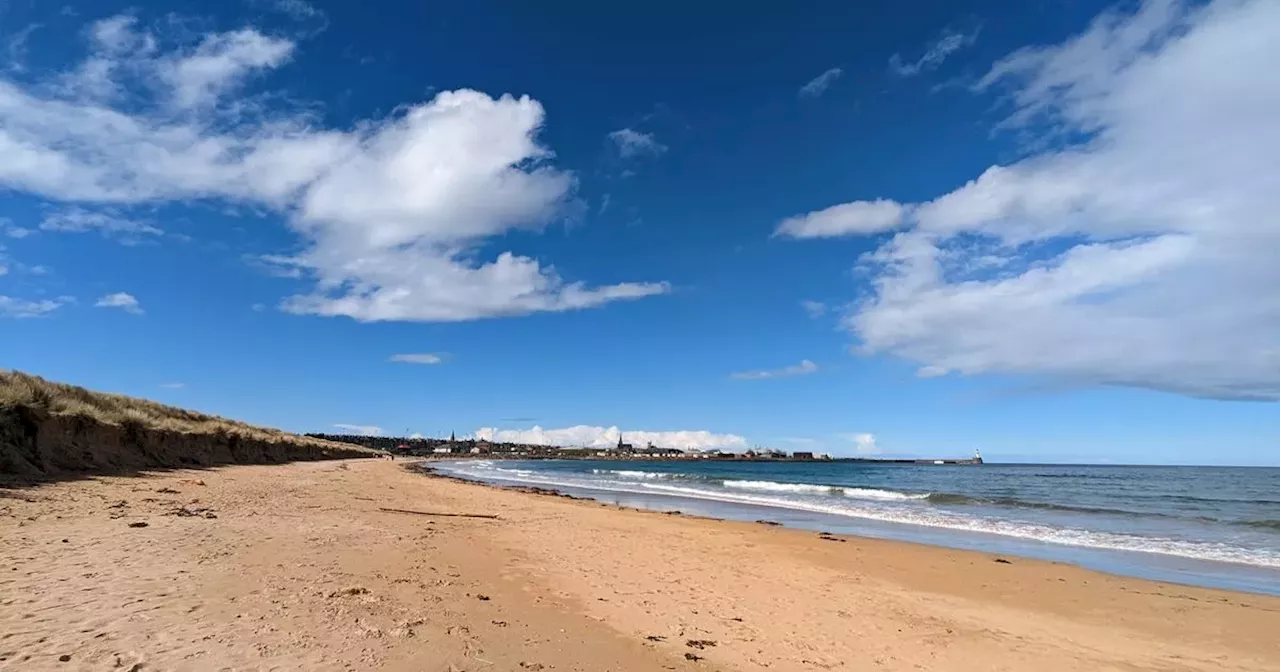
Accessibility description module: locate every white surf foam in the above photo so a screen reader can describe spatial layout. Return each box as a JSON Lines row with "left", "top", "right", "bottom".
{"left": 432, "top": 461, "right": 1280, "bottom": 569}
{"left": 842, "top": 487, "right": 930, "bottom": 501}
{"left": 722, "top": 480, "right": 836, "bottom": 495}
{"left": 721, "top": 479, "right": 928, "bottom": 501}
{"left": 592, "top": 469, "right": 676, "bottom": 479}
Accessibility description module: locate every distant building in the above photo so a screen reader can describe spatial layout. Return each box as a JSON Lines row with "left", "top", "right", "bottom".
{"left": 617, "top": 434, "right": 634, "bottom": 452}
{"left": 792, "top": 451, "right": 815, "bottom": 460}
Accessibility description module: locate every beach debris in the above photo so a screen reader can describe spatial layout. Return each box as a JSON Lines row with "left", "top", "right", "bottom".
{"left": 58, "top": 654, "right": 71, "bottom": 662}
{"left": 665, "top": 510, "right": 682, "bottom": 515}
{"left": 127, "top": 521, "right": 149, "bottom": 528}
{"left": 378, "top": 507, "right": 499, "bottom": 520}
{"left": 155, "top": 487, "right": 180, "bottom": 494}
{"left": 519, "top": 663, "right": 545, "bottom": 671}
{"left": 817, "top": 532, "right": 846, "bottom": 543}
{"left": 107, "top": 500, "right": 127, "bottom": 509}
{"left": 755, "top": 520, "right": 781, "bottom": 526}
{"left": 686, "top": 639, "right": 717, "bottom": 649}
{"left": 328, "top": 586, "right": 369, "bottom": 598}
{"left": 167, "top": 505, "right": 217, "bottom": 519}
{"left": 994, "top": 558, "right": 1013, "bottom": 564}
{"left": 645, "top": 635, "right": 666, "bottom": 642}
{"left": 180, "top": 479, "right": 206, "bottom": 486}
{"left": 684, "top": 652, "right": 704, "bottom": 662}
{"left": 491, "top": 620, "right": 508, "bottom": 627}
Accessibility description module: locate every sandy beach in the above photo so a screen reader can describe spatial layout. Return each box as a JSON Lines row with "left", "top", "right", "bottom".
{"left": 3, "top": 458, "right": 1278, "bottom": 672}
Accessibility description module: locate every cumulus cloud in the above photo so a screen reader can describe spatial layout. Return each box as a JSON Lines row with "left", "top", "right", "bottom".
{"left": 94, "top": 292, "right": 143, "bottom": 314}
{"left": 0, "top": 15, "right": 667, "bottom": 323}
{"left": 607, "top": 128, "right": 667, "bottom": 159}
{"left": 775, "top": 199, "right": 907, "bottom": 238}
{"left": 731, "top": 359, "right": 818, "bottom": 381}
{"left": 0, "top": 295, "right": 70, "bottom": 318}
{"left": 841, "top": 433, "right": 881, "bottom": 455}
{"left": 332, "top": 423, "right": 382, "bottom": 436}
{"left": 388, "top": 353, "right": 443, "bottom": 365}
{"left": 799, "top": 67, "right": 843, "bottom": 98}
{"left": 790, "top": 0, "right": 1280, "bottom": 401}
{"left": 889, "top": 26, "right": 979, "bottom": 77}
{"left": 474, "top": 425, "right": 748, "bottom": 451}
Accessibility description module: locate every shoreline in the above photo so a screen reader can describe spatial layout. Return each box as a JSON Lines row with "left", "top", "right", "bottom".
{"left": 4, "top": 458, "right": 1278, "bottom": 671}
{"left": 426, "top": 460, "right": 1280, "bottom": 596}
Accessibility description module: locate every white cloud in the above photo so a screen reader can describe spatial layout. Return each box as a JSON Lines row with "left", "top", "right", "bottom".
{"left": 889, "top": 27, "right": 980, "bottom": 77}
{"left": 801, "top": 300, "right": 826, "bottom": 318}
{"left": 840, "top": 433, "right": 881, "bottom": 456}
{"left": 799, "top": 67, "right": 843, "bottom": 98}
{"left": 5, "top": 24, "right": 41, "bottom": 73}
{"left": 607, "top": 128, "right": 667, "bottom": 159}
{"left": 41, "top": 207, "right": 162, "bottom": 238}
{"left": 474, "top": 425, "right": 748, "bottom": 451}
{"left": 796, "top": 0, "right": 1280, "bottom": 401}
{"left": 731, "top": 359, "right": 818, "bottom": 381}
{"left": 775, "top": 199, "right": 907, "bottom": 238}
{"left": 0, "top": 247, "right": 48, "bottom": 276}
{"left": 159, "top": 382, "right": 185, "bottom": 389}
{"left": 161, "top": 29, "right": 294, "bottom": 110}
{"left": 94, "top": 292, "right": 142, "bottom": 314}
{"left": 332, "top": 423, "right": 382, "bottom": 436}
{"left": 388, "top": 353, "right": 443, "bottom": 365}
{"left": 267, "top": 0, "right": 324, "bottom": 21}
{"left": 0, "top": 16, "right": 668, "bottom": 323}
{"left": 0, "top": 295, "right": 70, "bottom": 318}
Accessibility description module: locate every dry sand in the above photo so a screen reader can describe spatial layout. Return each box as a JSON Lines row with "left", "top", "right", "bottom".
{"left": 2, "top": 458, "right": 1277, "bottom": 671}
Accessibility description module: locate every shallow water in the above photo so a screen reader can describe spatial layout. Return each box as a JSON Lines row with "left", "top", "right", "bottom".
{"left": 431, "top": 459, "right": 1280, "bottom": 595}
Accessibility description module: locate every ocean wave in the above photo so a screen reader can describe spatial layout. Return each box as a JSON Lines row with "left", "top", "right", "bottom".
{"left": 592, "top": 469, "right": 681, "bottom": 480}
{"left": 927, "top": 493, "right": 1179, "bottom": 518}
{"left": 430, "top": 462, "right": 1280, "bottom": 569}
{"left": 721, "top": 480, "right": 929, "bottom": 501}
{"left": 722, "top": 480, "right": 837, "bottom": 495}
{"left": 843, "top": 487, "right": 930, "bottom": 501}
{"left": 1240, "top": 519, "right": 1280, "bottom": 531}
{"left": 630, "top": 482, "right": 1280, "bottom": 568}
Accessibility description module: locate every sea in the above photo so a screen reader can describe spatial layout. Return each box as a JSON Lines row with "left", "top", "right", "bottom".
{"left": 431, "top": 459, "right": 1280, "bottom": 595}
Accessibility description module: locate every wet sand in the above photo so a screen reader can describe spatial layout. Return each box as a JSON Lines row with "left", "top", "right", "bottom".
{"left": 2, "top": 458, "right": 1277, "bottom": 671}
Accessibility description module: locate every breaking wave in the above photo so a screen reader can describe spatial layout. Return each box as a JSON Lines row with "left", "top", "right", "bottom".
{"left": 430, "top": 460, "right": 1280, "bottom": 570}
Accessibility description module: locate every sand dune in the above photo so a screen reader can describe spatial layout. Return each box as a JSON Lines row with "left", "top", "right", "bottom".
{"left": 0, "top": 371, "right": 375, "bottom": 477}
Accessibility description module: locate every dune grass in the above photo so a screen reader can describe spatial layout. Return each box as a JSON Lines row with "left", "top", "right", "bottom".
{"left": 0, "top": 369, "right": 363, "bottom": 450}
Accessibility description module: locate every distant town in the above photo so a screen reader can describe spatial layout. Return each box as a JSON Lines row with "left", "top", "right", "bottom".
{"left": 306, "top": 431, "right": 835, "bottom": 460}
{"left": 304, "top": 432, "right": 984, "bottom": 464}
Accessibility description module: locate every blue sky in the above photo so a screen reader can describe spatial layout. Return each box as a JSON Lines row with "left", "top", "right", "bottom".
{"left": 1, "top": 0, "right": 1278, "bottom": 465}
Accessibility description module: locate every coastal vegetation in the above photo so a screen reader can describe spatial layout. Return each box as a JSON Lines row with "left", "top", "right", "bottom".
{"left": 0, "top": 370, "right": 375, "bottom": 477}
